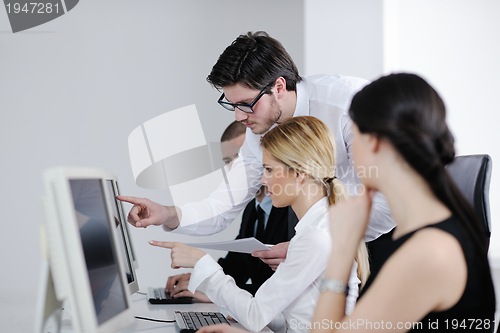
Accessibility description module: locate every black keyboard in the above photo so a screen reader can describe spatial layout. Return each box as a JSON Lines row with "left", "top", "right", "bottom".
{"left": 174, "top": 311, "right": 230, "bottom": 333}
{"left": 148, "top": 287, "right": 194, "bottom": 304}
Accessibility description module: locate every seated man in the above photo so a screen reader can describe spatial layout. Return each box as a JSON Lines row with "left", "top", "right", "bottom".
{"left": 165, "top": 121, "right": 298, "bottom": 301}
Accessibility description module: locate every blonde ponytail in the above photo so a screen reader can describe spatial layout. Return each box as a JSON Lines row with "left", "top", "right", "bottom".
{"left": 326, "top": 177, "right": 349, "bottom": 205}
{"left": 327, "top": 178, "right": 370, "bottom": 288}
{"left": 356, "top": 240, "right": 370, "bottom": 288}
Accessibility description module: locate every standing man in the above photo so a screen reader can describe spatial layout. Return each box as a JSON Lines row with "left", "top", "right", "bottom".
{"left": 118, "top": 31, "right": 394, "bottom": 267}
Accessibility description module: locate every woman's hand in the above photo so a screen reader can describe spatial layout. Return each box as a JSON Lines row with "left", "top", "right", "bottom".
{"left": 165, "top": 273, "right": 212, "bottom": 302}
{"left": 149, "top": 241, "right": 206, "bottom": 268}
{"left": 329, "top": 189, "right": 375, "bottom": 244}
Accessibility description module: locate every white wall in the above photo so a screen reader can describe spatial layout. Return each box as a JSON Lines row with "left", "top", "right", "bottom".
{"left": 305, "top": 0, "right": 500, "bottom": 259}
{"left": 305, "top": 0, "right": 384, "bottom": 80}
{"left": 385, "top": 0, "right": 500, "bottom": 259}
{"left": 0, "top": 1, "right": 304, "bottom": 331}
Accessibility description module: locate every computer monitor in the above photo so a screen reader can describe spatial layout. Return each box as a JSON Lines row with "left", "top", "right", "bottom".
{"left": 37, "top": 167, "right": 134, "bottom": 333}
{"left": 103, "top": 173, "right": 139, "bottom": 294}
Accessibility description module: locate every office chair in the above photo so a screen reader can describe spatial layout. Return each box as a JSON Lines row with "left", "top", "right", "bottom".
{"left": 445, "top": 154, "right": 492, "bottom": 250}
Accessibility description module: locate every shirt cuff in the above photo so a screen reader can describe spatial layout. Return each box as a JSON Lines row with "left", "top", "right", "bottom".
{"left": 161, "top": 206, "right": 199, "bottom": 234}
{"left": 187, "top": 254, "right": 221, "bottom": 293}
{"left": 162, "top": 224, "right": 175, "bottom": 232}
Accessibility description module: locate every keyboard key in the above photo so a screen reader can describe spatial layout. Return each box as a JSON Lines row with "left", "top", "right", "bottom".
{"left": 176, "top": 311, "right": 230, "bottom": 333}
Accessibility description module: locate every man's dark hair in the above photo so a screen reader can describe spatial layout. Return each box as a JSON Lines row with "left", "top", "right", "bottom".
{"left": 207, "top": 31, "right": 302, "bottom": 92}
{"left": 221, "top": 121, "right": 246, "bottom": 142}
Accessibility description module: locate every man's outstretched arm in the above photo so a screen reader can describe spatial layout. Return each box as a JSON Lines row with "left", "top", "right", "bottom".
{"left": 119, "top": 139, "right": 263, "bottom": 236}
{"left": 117, "top": 196, "right": 181, "bottom": 229}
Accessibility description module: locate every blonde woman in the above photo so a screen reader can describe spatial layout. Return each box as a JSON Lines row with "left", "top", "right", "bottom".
{"left": 149, "top": 116, "right": 369, "bottom": 333}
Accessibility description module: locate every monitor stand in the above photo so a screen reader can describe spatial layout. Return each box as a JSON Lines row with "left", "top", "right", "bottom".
{"left": 34, "top": 224, "right": 63, "bottom": 333}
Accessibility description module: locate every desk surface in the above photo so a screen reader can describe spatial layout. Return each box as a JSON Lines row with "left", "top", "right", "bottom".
{"left": 123, "top": 293, "right": 230, "bottom": 332}
{"left": 58, "top": 293, "right": 272, "bottom": 333}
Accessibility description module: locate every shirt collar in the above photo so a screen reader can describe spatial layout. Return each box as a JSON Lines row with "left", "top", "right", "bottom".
{"left": 294, "top": 197, "right": 329, "bottom": 234}
{"left": 292, "top": 77, "right": 310, "bottom": 118}
{"left": 255, "top": 194, "right": 273, "bottom": 216}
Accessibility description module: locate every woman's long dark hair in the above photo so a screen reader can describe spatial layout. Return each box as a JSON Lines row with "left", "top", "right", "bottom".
{"left": 349, "top": 73, "right": 488, "bottom": 258}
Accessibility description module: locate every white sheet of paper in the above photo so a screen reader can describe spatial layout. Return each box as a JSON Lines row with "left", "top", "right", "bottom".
{"left": 185, "top": 237, "right": 271, "bottom": 254}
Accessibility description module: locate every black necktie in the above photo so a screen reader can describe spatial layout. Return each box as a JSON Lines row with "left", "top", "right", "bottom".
{"left": 255, "top": 205, "right": 265, "bottom": 242}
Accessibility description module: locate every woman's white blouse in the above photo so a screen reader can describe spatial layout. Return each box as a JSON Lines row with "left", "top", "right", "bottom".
{"left": 188, "top": 197, "right": 360, "bottom": 333}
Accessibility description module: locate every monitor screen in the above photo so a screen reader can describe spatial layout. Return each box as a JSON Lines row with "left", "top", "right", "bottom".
{"left": 70, "top": 178, "right": 128, "bottom": 325}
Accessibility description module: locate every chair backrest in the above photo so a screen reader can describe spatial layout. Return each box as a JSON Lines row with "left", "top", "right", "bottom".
{"left": 445, "top": 154, "right": 492, "bottom": 249}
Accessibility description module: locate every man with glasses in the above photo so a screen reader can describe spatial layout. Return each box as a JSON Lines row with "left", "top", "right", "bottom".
{"left": 119, "top": 31, "right": 395, "bottom": 269}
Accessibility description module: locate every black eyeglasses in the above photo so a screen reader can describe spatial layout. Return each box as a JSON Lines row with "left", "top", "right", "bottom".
{"left": 218, "top": 84, "right": 271, "bottom": 114}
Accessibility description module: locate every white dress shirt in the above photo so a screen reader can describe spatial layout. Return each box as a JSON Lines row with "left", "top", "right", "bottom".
{"left": 172, "top": 74, "right": 395, "bottom": 241}
{"left": 188, "top": 197, "right": 360, "bottom": 333}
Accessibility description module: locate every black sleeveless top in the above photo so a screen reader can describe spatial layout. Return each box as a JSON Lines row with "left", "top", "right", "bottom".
{"left": 359, "top": 216, "right": 496, "bottom": 332}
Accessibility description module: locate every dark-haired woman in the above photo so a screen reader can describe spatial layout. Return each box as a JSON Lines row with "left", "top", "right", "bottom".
{"left": 311, "top": 73, "right": 495, "bottom": 332}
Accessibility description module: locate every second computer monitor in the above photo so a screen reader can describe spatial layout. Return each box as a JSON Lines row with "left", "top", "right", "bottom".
{"left": 104, "top": 174, "right": 139, "bottom": 294}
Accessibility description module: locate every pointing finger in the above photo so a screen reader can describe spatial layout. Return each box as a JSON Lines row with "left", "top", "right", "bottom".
{"left": 148, "top": 240, "right": 176, "bottom": 248}
{"left": 117, "top": 196, "right": 145, "bottom": 205}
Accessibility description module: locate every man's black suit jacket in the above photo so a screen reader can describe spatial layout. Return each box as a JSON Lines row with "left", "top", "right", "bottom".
{"left": 217, "top": 199, "right": 299, "bottom": 295}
